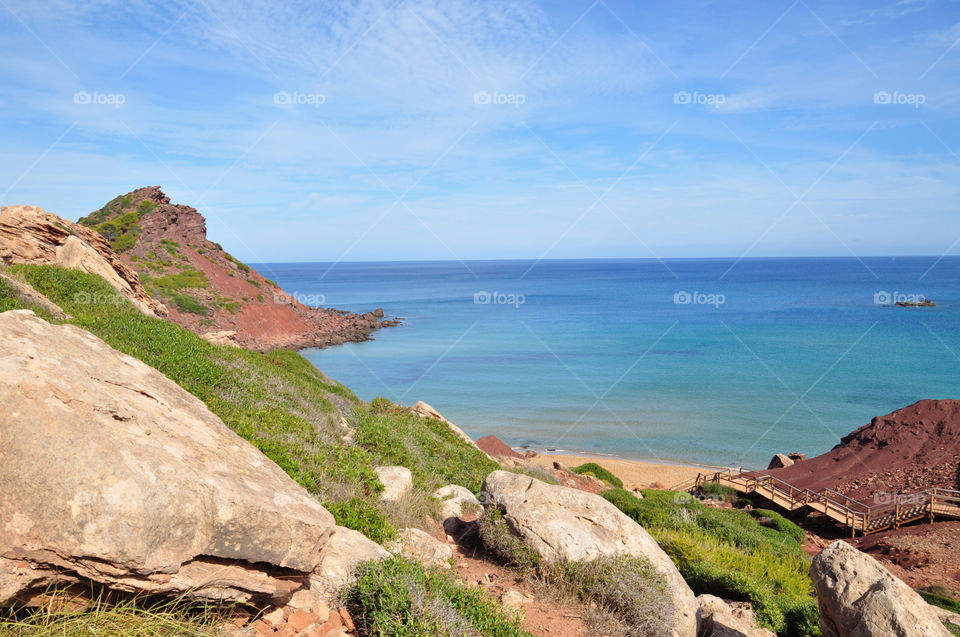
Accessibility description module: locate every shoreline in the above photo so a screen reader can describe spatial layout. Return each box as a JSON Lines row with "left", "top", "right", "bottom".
{"left": 524, "top": 451, "right": 741, "bottom": 492}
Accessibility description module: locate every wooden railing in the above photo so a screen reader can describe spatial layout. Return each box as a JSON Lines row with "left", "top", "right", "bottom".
{"left": 691, "top": 469, "right": 960, "bottom": 536}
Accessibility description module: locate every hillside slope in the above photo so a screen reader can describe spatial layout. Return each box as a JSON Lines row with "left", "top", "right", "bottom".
{"left": 77, "top": 186, "right": 397, "bottom": 351}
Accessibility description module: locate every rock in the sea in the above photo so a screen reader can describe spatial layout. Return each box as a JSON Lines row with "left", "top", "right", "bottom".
{"left": 480, "top": 470, "right": 699, "bottom": 637}
{"left": 767, "top": 453, "right": 795, "bottom": 469}
{"left": 0, "top": 310, "right": 336, "bottom": 605}
{"left": 374, "top": 466, "right": 413, "bottom": 502}
{"left": 698, "top": 594, "right": 775, "bottom": 637}
{"left": 385, "top": 528, "right": 452, "bottom": 568}
{"left": 433, "top": 484, "right": 480, "bottom": 522}
{"left": 810, "top": 541, "right": 951, "bottom": 637}
{"left": 309, "top": 526, "right": 389, "bottom": 598}
{"left": 0, "top": 205, "right": 166, "bottom": 316}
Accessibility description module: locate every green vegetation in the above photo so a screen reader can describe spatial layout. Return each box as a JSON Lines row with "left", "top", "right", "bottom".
{"left": 0, "top": 588, "right": 225, "bottom": 636}
{"left": 0, "top": 266, "right": 492, "bottom": 544}
{"left": 160, "top": 238, "right": 180, "bottom": 256}
{"left": 478, "top": 509, "right": 542, "bottom": 570}
{"left": 246, "top": 278, "right": 261, "bottom": 288}
{"left": 601, "top": 488, "right": 818, "bottom": 636}
{"left": 919, "top": 586, "right": 960, "bottom": 614}
{"left": 170, "top": 292, "right": 208, "bottom": 316}
{"left": 356, "top": 397, "right": 498, "bottom": 494}
{"left": 223, "top": 251, "right": 250, "bottom": 273}
{"left": 344, "top": 557, "right": 532, "bottom": 637}
{"left": 77, "top": 194, "right": 157, "bottom": 254}
{"left": 325, "top": 498, "right": 397, "bottom": 544}
{"left": 571, "top": 462, "right": 623, "bottom": 488}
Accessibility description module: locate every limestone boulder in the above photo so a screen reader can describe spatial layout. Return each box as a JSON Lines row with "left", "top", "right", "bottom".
{"left": 433, "top": 484, "right": 480, "bottom": 522}
{"left": 810, "top": 541, "right": 951, "bottom": 637}
{"left": 375, "top": 466, "right": 413, "bottom": 502}
{"left": 309, "top": 526, "right": 389, "bottom": 597}
{"left": 698, "top": 594, "right": 776, "bottom": 637}
{"left": 480, "top": 470, "right": 699, "bottom": 637}
{"left": 0, "top": 310, "right": 334, "bottom": 605}
{"left": 767, "top": 453, "right": 794, "bottom": 469}
{"left": 0, "top": 205, "right": 166, "bottom": 316}
{"left": 385, "top": 528, "right": 452, "bottom": 568}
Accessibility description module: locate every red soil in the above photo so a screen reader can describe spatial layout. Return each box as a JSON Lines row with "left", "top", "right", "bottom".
{"left": 476, "top": 435, "right": 523, "bottom": 458}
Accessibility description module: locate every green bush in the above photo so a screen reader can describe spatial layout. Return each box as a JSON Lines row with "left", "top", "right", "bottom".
{"left": 171, "top": 293, "right": 208, "bottom": 315}
{"left": 749, "top": 509, "right": 806, "bottom": 544}
{"left": 602, "top": 488, "right": 818, "bottom": 635}
{"left": 699, "top": 482, "right": 739, "bottom": 502}
{"left": 345, "top": 557, "right": 532, "bottom": 637}
{"left": 477, "top": 509, "right": 541, "bottom": 570}
{"left": 919, "top": 587, "right": 960, "bottom": 614}
{"left": 571, "top": 462, "right": 622, "bottom": 488}
{"left": 325, "top": 498, "right": 397, "bottom": 544}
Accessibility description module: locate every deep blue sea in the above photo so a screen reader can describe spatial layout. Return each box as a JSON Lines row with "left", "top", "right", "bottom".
{"left": 252, "top": 257, "right": 960, "bottom": 469}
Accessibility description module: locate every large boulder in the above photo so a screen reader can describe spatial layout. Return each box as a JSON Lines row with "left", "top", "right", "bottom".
{"left": 0, "top": 310, "right": 335, "bottom": 605}
{"left": 810, "top": 541, "right": 951, "bottom": 637}
{"left": 481, "top": 470, "right": 699, "bottom": 637}
{"left": 374, "top": 466, "right": 413, "bottom": 502}
{"left": 0, "top": 205, "right": 166, "bottom": 316}
{"left": 767, "top": 453, "right": 794, "bottom": 469}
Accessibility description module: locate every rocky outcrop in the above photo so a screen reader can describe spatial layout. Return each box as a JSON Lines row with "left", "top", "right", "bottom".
{"left": 201, "top": 330, "right": 238, "bottom": 347}
{"left": 309, "top": 527, "right": 389, "bottom": 598}
{"left": 411, "top": 401, "right": 489, "bottom": 457}
{"left": 810, "top": 541, "right": 951, "bottom": 637}
{"left": 385, "top": 528, "right": 453, "bottom": 568}
{"left": 698, "top": 594, "right": 776, "bottom": 637}
{"left": 476, "top": 435, "right": 523, "bottom": 459}
{"left": 375, "top": 466, "right": 413, "bottom": 502}
{"left": 480, "top": 470, "right": 699, "bottom": 637}
{"left": 434, "top": 484, "right": 480, "bottom": 522}
{"left": 0, "top": 205, "right": 165, "bottom": 316}
{"left": 768, "top": 453, "right": 794, "bottom": 469}
{"left": 75, "top": 186, "right": 398, "bottom": 352}
{"left": 0, "top": 310, "right": 335, "bottom": 605}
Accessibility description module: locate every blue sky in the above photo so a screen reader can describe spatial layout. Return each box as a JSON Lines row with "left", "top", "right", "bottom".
{"left": 1, "top": 0, "right": 958, "bottom": 262}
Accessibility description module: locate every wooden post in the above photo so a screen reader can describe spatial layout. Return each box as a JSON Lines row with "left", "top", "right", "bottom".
{"left": 930, "top": 492, "right": 936, "bottom": 524}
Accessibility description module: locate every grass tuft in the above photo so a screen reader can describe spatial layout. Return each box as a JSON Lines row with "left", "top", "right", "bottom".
{"left": 571, "top": 462, "right": 623, "bottom": 488}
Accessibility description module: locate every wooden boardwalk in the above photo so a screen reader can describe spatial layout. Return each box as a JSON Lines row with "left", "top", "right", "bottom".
{"left": 689, "top": 470, "right": 960, "bottom": 537}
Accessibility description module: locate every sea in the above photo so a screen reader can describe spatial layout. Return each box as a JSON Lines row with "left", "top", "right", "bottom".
{"left": 251, "top": 257, "right": 960, "bottom": 470}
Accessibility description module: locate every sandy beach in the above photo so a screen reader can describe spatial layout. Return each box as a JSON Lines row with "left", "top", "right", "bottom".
{"left": 528, "top": 453, "right": 726, "bottom": 492}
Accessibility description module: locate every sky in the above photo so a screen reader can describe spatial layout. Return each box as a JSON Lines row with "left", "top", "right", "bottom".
{"left": 1, "top": 0, "right": 958, "bottom": 263}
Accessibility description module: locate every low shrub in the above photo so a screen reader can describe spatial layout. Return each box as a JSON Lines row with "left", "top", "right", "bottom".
{"left": 325, "top": 498, "right": 397, "bottom": 544}
{"left": 919, "top": 587, "right": 960, "bottom": 614}
{"left": 571, "top": 462, "right": 623, "bottom": 488}
{"left": 344, "top": 557, "right": 532, "bottom": 637}
{"left": 170, "top": 292, "right": 208, "bottom": 315}
{"left": 477, "top": 509, "right": 541, "bottom": 570}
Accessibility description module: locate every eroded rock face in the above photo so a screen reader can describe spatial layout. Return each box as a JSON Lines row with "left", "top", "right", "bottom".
{"left": 698, "top": 594, "right": 776, "bottom": 637}
{"left": 0, "top": 311, "right": 334, "bottom": 605}
{"left": 480, "top": 470, "right": 699, "bottom": 637}
{"left": 768, "top": 453, "right": 794, "bottom": 469}
{"left": 0, "top": 205, "right": 166, "bottom": 316}
{"left": 810, "top": 541, "right": 951, "bottom": 637}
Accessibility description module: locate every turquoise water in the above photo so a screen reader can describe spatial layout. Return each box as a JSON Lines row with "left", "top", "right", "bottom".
{"left": 253, "top": 258, "right": 960, "bottom": 469}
